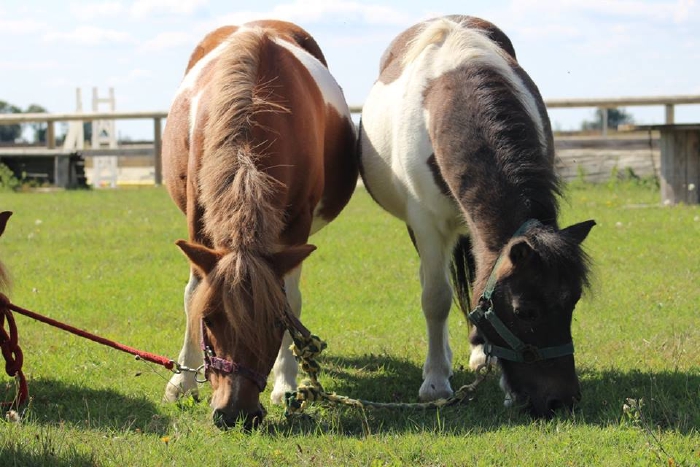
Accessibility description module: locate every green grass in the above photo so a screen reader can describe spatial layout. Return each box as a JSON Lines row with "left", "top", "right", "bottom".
{"left": 0, "top": 182, "right": 698, "bottom": 466}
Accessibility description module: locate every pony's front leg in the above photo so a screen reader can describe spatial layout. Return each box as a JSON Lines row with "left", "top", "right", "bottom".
{"left": 411, "top": 221, "right": 455, "bottom": 401}
{"left": 164, "top": 270, "right": 202, "bottom": 402}
{"left": 270, "top": 265, "right": 303, "bottom": 404}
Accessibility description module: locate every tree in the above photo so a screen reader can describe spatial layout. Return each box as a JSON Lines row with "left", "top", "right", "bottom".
{"left": 581, "top": 107, "right": 635, "bottom": 131}
{"left": 25, "top": 104, "right": 48, "bottom": 143}
{"left": 83, "top": 121, "right": 93, "bottom": 142}
{"left": 0, "top": 100, "right": 22, "bottom": 142}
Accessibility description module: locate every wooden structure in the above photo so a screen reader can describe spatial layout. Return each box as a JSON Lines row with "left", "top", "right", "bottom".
{"left": 554, "top": 135, "right": 659, "bottom": 183}
{"left": 0, "top": 94, "right": 698, "bottom": 187}
{"left": 631, "top": 124, "right": 700, "bottom": 205}
{"left": 0, "top": 149, "right": 86, "bottom": 188}
{"left": 91, "top": 88, "right": 119, "bottom": 188}
{"left": 0, "top": 110, "right": 167, "bottom": 185}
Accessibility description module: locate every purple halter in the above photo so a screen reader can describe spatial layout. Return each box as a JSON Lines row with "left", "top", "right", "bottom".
{"left": 200, "top": 319, "right": 268, "bottom": 392}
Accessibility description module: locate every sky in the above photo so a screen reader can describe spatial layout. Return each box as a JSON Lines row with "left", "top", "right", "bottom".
{"left": 1, "top": 0, "right": 699, "bottom": 140}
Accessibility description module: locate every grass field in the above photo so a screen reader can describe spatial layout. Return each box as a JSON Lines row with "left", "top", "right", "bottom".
{"left": 0, "top": 181, "right": 698, "bottom": 466}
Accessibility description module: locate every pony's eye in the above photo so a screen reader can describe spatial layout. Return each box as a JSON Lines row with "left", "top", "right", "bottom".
{"left": 202, "top": 317, "right": 213, "bottom": 327}
{"left": 514, "top": 307, "right": 539, "bottom": 322}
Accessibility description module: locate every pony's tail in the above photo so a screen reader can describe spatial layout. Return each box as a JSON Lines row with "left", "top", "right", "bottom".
{"left": 450, "top": 234, "right": 475, "bottom": 316}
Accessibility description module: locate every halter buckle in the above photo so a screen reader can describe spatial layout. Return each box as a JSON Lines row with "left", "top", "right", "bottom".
{"left": 520, "top": 345, "right": 541, "bottom": 364}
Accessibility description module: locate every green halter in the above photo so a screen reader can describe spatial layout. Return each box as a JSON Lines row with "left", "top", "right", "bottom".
{"left": 467, "top": 219, "right": 575, "bottom": 363}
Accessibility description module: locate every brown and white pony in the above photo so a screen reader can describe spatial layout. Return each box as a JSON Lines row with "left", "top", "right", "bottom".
{"left": 0, "top": 211, "right": 11, "bottom": 292}
{"left": 161, "top": 21, "right": 357, "bottom": 429}
{"left": 359, "top": 16, "right": 594, "bottom": 417}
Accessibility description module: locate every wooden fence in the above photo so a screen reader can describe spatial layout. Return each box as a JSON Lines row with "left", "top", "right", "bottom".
{"left": 0, "top": 95, "right": 699, "bottom": 185}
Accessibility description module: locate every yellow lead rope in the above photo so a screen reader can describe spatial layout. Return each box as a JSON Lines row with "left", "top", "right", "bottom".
{"left": 283, "top": 326, "right": 490, "bottom": 416}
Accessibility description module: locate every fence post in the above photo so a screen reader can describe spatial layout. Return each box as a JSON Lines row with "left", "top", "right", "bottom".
{"left": 153, "top": 117, "right": 162, "bottom": 186}
{"left": 46, "top": 121, "right": 56, "bottom": 149}
{"left": 601, "top": 108, "right": 608, "bottom": 138}
{"left": 665, "top": 104, "right": 675, "bottom": 124}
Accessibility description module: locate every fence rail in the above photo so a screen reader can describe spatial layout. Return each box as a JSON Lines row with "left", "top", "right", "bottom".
{"left": 1, "top": 95, "right": 699, "bottom": 185}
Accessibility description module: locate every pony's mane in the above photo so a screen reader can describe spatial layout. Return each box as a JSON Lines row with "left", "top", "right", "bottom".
{"left": 528, "top": 227, "right": 593, "bottom": 292}
{"left": 412, "top": 18, "right": 561, "bottom": 225}
{"left": 403, "top": 17, "right": 547, "bottom": 158}
{"left": 403, "top": 18, "right": 510, "bottom": 67}
{"left": 195, "top": 27, "right": 288, "bottom": 352}
{"left": 199, "top": 27, "right": 285, "bottom": 252}
{"left": 471, "top": 64, "right": 562, "bottom": 225}
{"left": 190, "top": 251, "right": 287, "bottom": 357}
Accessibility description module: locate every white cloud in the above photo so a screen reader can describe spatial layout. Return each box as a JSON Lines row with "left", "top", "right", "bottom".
{"left": 129, "top": 0, "right": 208, "bottom": 19}
{"left": 0, "top": 60, "right": 60, "bottom": 71}
{"left": 70, "top": 1, "right": 125, "bottom": 21}
{"left": 43, "top": 26, "right": 135, "bottom": 46}
{"left": 107, "top": 68, "right": 153, "bottom": 85}
{"left": 139, "top": 31, "right": 196, "bottom": 52}
{"left": 674, "top": 0, "right": 698, "bottom": 22}
{"left": 43, "top": 77, "right": 73, "bottom": 88}
{"left": 0, "top": 18, "right": 47, "bottom": 35}
{"left": 507, "top": 0, "right": 697, "bottom": 24}
{"left": 517, "top": 24, "right": 583, "bottom": 40}
{"left": 210, "top": 0, "right": 414, "bottom": 28}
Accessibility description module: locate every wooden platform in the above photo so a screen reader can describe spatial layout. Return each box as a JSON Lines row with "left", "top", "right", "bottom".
{"left": 554, "top": 136, "right": 660, "bottom": 183}
{"left": 624, "top": 125, "right": 699, "bottom": 204}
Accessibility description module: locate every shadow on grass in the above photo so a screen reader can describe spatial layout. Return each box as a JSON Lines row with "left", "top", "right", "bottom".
{"left": 0, "top": 446, "right": 98, "bottom": 467}
{"left": 265, "top": 354, "right": 700, "bottom": 436}
{"left": 576, "top": 367, "right": 700, "bottom": 433}
{"left": 5, "top": 377, "right": 171, "bottom": 434}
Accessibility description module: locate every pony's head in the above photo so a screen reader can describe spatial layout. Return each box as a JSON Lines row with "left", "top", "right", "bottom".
{"left": 471, "top": 219, "right": 594, "bottom": 417}
{"left": 177, "top": 240, "right": 315, "bottom": 430}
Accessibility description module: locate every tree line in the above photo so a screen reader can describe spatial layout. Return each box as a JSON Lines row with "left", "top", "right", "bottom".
{"left": 0, "top": 99, "right": 95, "bottom": 145}
{"left": 0, "top": 100, "right": 48, "bottom": 143}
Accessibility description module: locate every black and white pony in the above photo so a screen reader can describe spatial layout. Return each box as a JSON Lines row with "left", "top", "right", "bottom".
{"left": 358, "top": 15, "right": 595, "bottom": 417}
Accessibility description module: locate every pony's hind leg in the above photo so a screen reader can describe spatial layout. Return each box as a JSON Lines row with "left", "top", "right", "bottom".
{"left": 270, "top": 265, "right": 303, "bottom": 404}
{"left": 409, "top": 218, "right": 456, "bottom": 401}
{"left": 164, "top": 270, "right": 201, "bottom": 402}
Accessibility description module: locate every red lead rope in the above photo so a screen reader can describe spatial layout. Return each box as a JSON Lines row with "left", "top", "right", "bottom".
{"left": 0, "top": 293, "right": 176, "bottom": 409}
{"left": 0, "top": 298, "right": 27, "bottom": 409}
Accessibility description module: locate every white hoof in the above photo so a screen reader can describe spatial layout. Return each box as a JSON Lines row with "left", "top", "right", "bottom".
{"left": 469, "top": 344, "right": 498, "bottom": 371}
{"left": 270, "top": 381, "right": 297, "bottom": 405}
{"left": 500, "top": 374, "right": 515, "bottom": 407}
{"left": 419, "top": 377, "right": 453, "bottom": 401}
{"left": 163, "top": 373, "right": 198, "bottom": 402}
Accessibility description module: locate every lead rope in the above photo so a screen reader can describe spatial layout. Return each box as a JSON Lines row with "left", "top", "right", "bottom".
{"left": 0, "top": 293, "right": 204, "bottom": 410}
{"left": 283, "top": 324, "right": 490, "bottom": 416}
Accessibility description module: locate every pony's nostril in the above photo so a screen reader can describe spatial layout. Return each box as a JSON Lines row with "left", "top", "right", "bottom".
{"left": 242, "top": 410, "right": 265, "bottom": 432}
{"left": 213, "top": 409, "right": 235, "bottom": 430}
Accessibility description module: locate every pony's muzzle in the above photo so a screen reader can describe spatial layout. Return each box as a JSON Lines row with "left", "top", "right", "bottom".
{"left": 213, "top": 405, "right": 266, "bottom": 431}
{"left": 529, "top": 390, "right": 581, "bottom": 418}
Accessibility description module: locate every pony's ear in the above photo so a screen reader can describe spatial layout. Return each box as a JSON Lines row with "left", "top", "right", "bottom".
{"left": 271, "top": 244, "right": 317, "bottom": 277}
{"left": 0, "top": 211, "right": 12, "bottom": 237}
{"left": 175, "top": 240, "right": 223, "bottom": 276}
{"left": 561, "top": 220, "right": 596, "bottom": 244}
{"left": 508, "top": 238, "right": 534, "bottom": 267}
